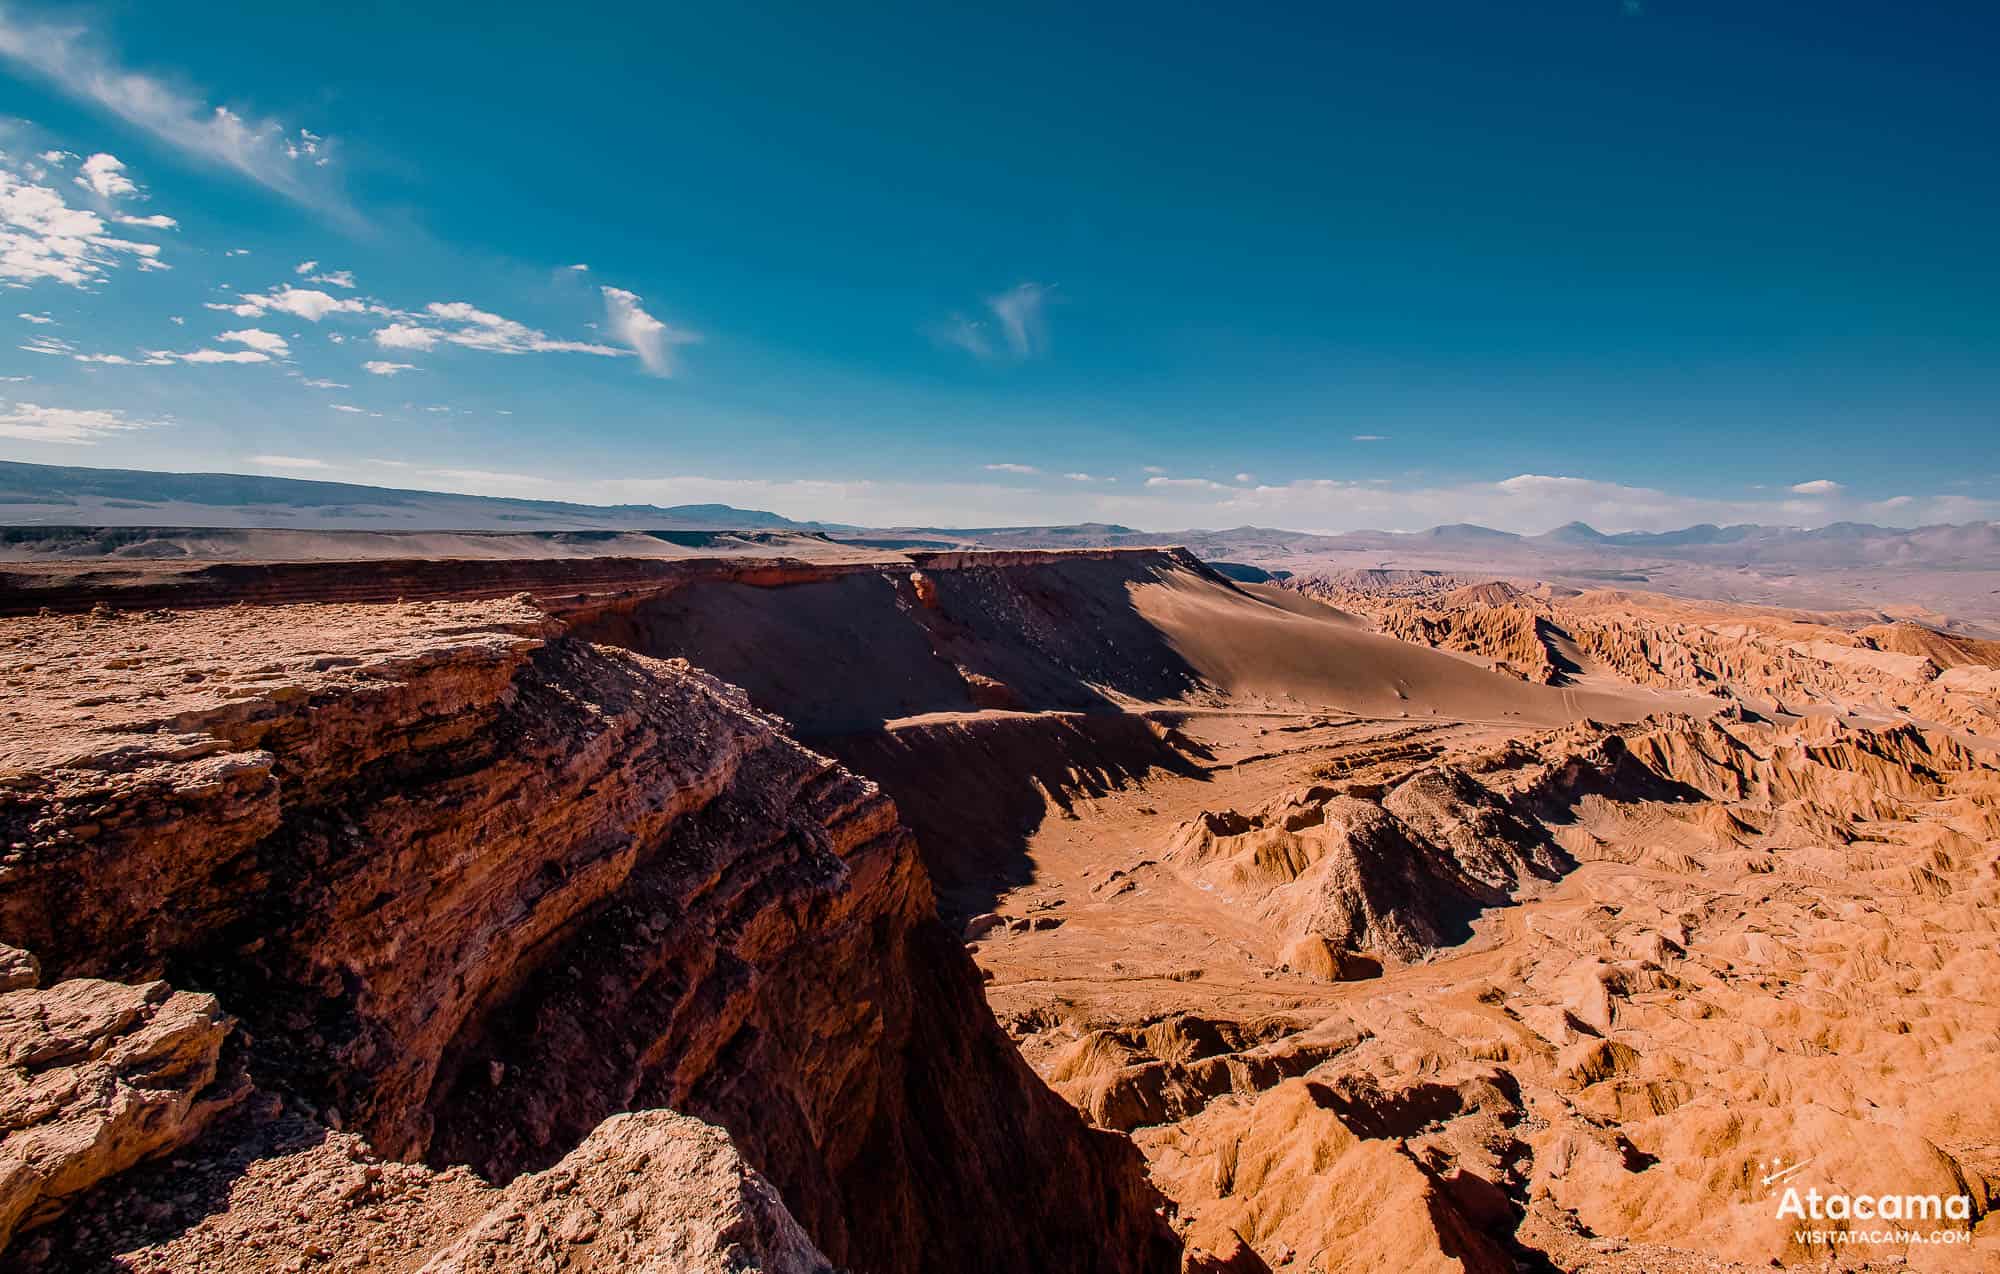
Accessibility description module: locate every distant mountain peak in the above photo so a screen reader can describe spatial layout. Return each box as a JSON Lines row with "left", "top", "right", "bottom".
{"left": 1422, "top": 523, "right": 1521, "bottom": 541}
{"left": 1540, "top": 520, "right": 1609, "bottom": 543}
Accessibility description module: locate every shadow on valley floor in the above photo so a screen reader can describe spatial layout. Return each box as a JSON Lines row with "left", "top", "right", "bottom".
{"left": 817, "top": 712, "right": 1214, "bottom": 919}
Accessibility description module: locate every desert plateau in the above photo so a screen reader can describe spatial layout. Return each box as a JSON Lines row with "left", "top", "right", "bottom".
{"left": 4, "top": 5, "right": 1997, "bottom": 1270}
{"left": 2, "top": 512, "right": 1996, "bottom": 1272}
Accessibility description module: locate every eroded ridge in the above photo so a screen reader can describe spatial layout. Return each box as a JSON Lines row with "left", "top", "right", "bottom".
{"left": 0, "top": 595, "right": 1174, "bottom": 1273}
{"left": 972, "top": 602, "right": 2000, "bottom": 1270}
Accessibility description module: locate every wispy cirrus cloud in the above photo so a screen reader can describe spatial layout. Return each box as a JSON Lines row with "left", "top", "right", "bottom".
{"left": 0, "top": 13, "right": 343, "bottom": 212}
{"left": 984, "top": 462, "right": 1040, "bottom": 475}
{"left": 934, "top": 281, "right": 1054, "bottom": 362}
{"left": 988, "top": 282, "right": 1049, "bottom": 357}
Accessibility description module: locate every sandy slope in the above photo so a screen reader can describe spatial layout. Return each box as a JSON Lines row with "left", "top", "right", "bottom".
{"left": 574, "top": 550, "right": 1679, "bottom": 736}
{"left": 1131, "top": 564, "right": 1666, "bottom": 725}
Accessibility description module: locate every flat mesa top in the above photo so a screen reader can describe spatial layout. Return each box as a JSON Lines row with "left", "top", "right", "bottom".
{"left": 0, "top": 598, "right": 546, "bottom": 773}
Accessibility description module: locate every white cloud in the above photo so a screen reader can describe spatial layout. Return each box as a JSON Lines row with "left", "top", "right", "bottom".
{"left": 566, "top": 263, "right": 589, "bottom": 272}
{"left": 1063, "top": 472, "right": 1098, "bottom": 481}
{"left": 113, "top": 212, "right": 176, "bottom": 228}
{"left": 0, "top": 165, "right": 165, "bottom": 287}
{"left": 601, "top": 286, "right": 695, "bottom": 375}
{"left": 17, "top": 312, "right": 53, "bottom": 324}
{"left": 250, "top": 454, "right": 328, "bottom": 469}
{"left": 71, "top": 341, "right": 275, "bottom": 366}
{"left": 300, "top": 377, "right": 347, "bottom": 389}
{"left": 329, "top": 404, "right": 365, "bottom": 413}
{"left": 1789, "top": 479, "right": 1845, "bottom": 495}
{"left": 1234, "top": 472, "right": 1254, "bottom": 484}
{"left": 175, "top": 347, "right": 270, "bottom": 364}
{"left": 363, "top": 360, "right": 413, "bottom": 376}
{"left": 984, "top": 462, "right": 1040, "bottom": 475}
{"left": 368, "top": 300, "right": 630, "bottom": 360}
{"left": 225, "top": 247, "right": 249, "bottom": 256}
{"left": 219, "top": 328, "right": 289, "bottom": 356}
{"left": 1146, "top": 475, "right": 1232, "bottom": 491}
{"left": 73, "top": 152, "right": 136, "bottom": 200}
{"left": 0, "top": 399, "right": 158, "bottom": 443}
{"left": 373, "top": 322, "right": 437, "bottom": 351}
{"left": 20, "top": 334, "right": 73, "bottom": 355}
{"left": 220, "top": 285, "right": 367, "bottom": 322}
{"left": 0, "top": 16, "right": 338, "bottom": 209}
{"left": 1352, "top": 434, "right": 1386, "bottom": 442}
{"left": 294, "top": 259, "right": 354, "bottom": 288}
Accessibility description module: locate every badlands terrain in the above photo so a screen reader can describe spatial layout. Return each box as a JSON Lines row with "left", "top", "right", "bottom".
{"left": 1, "top": 529, "right": 1996, "bottom": 1272}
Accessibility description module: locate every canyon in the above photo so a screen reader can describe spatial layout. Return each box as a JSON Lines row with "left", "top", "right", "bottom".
{"left": 2, "top": 543, "right": 1996, "bottom": 1271}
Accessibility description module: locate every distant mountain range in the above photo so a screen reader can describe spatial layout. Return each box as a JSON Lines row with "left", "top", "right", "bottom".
{"left": 2, "top": 459, "right": 1996, "bottom": 575}
{"left": 0, "top": 460, "right": 845, "bottom": 533}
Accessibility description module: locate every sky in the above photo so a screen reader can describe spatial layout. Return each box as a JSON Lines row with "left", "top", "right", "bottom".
{"left": 0, "top": 1, "right": 1994, "bottom": 533}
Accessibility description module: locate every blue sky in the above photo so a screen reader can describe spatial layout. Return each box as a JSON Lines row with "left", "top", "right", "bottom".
{"left": 0, "top": 1, "right": 1994, "bottom": 531}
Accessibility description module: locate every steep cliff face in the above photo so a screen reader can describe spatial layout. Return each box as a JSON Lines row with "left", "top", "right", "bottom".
{"left": 0, "top": 599, "right": 1174, "bottom": 1271}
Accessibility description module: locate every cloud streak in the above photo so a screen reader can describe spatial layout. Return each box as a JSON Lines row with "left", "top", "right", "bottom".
{"left": 936, "top": 281, "right": 1053, "bottom": 362}
{"left": 0, "top": 399, "right": 160, "bottom": 443}
{"left": 601, "top": 287, "right": 696, "bottom": 376}
{"left": 0, "top": 14, "right": 341, "bottom": 211}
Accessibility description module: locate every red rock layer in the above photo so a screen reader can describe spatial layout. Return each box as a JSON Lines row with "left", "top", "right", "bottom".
{"left": 0, "top": 601, "right": 1175, "bottom": 1272}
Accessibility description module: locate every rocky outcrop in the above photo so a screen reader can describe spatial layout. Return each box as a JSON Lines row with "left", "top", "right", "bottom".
{"left": 0, "top": 977, "right": 246, "bottom": 1246}
{"left": 0, "top": 600, "right": 1175, "bottom": 1271}
{"left": 420, "top": 1111, "right": 834, "bottom": 1274}
{"left": 1141, "top": 1077, "right": 1515, "bottom": 1274}
{"left": 1166, "top": 765, "right": 1570, "bottom": 969}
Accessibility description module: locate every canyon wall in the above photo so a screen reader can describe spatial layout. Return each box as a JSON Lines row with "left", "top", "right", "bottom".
{"left": 0, "top": 593, "right": 1176, "bottom": 1271}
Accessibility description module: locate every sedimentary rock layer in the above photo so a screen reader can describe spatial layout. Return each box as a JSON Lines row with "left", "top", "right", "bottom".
{"left": 0, "top": 598, "right": 1174, "bottom": 1272}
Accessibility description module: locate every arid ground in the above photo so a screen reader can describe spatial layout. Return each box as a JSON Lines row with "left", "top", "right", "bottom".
{"left": 2, "top": 540, "right": 1995, "bottom": 1272}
